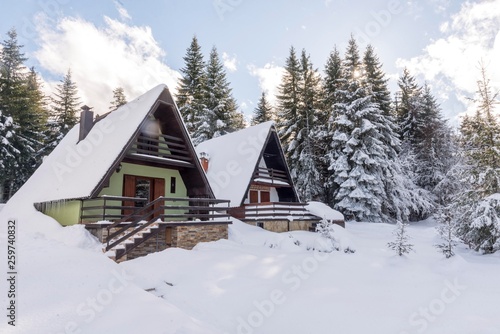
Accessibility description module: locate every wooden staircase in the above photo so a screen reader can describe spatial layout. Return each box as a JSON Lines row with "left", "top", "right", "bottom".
{"left": 106, "top": 221, "right": 161, "bottom": 262}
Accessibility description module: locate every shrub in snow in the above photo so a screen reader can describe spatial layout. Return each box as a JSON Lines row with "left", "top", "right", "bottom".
{"left": 456, "top": 194, "right": 500, "bottom": 254}
{"left": 435, "top": 207, "right": 458, "bottom": 258}
{"left": 387, "top": 221, "right": 413, "bottom": 256}
{"left": 316, "top": 217, "right": 340, "bottom": 251}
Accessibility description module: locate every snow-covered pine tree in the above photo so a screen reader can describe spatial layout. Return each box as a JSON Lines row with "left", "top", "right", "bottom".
{"left": 414, "top": 85, "right": 455, "bottom": 195}
{"left": 361, "top": 45, "right": 427, "bottom": 221}
{"left": 395, "top": 68, "right": 424, "bottom": 145}
{"left": 454, "top": 64, "right": 500, "bottom": 254}
{"left": 435, "top": 206, "right": 458, "bottom": 258}
{"left": 326, "top": 37, "right": 387, "bottom": 222}
{"left": 388, "top": 221, "right": 414, "bottom": 256}
{"left": 251, "top": 92, "right": 274, "bottom": 125}
{"left": 110, "top": 87, "right": 127, "bottom": 110}
{"left": 315, "top": 217, "right": 339, "bottom": 251}
{"left": 277, "top": 48, "right": 324, "bottom": 201}
{"left": 320, "top": 46, "right": 343, "bottom": 204}
{"left": 363, "top": 45, "right": 392, "bottom": 116}
{"left": 176, "top": 36, "right": 206, "bottom": 136}
{"left": 0, "top": 109, "right": 19, "bottom": 201}
{"left": 0, "top": 29, "right": 47, "bottom": 198}
{"left": 192, "top": 46, "right": 241, "bottom": 145}
{"left": 51, "top": 69, "right": 81, "bottom": 136}
{"left": 276, "top": 46, "right": 301, "bottom": 153}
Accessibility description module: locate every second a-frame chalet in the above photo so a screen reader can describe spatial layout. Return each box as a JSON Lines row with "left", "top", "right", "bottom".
{"left": 195, "top": 121, "right": 326, "bottom": 232}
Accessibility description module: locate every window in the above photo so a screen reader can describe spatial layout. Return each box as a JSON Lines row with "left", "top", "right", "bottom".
{"left": 135, "top": 178, "right": 152, "bottom": 207}
{"left": 249, "top": 190, "right": 259, "bottom": 203}
{"left": 260, "top": 191, "right": 270, "bottom": 203}
{"left": 256, "top": 222, "right": 264, "bottom": 228}
{"left": 170, "top": 177, "right": 176, "bottom": 194}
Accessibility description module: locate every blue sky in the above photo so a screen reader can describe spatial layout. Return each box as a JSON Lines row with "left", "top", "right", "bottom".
{"left": 1, "top": 0, "right": 499, "bottom": 126}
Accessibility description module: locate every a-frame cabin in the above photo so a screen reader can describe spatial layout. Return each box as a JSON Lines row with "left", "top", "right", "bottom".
{"left": 23, "top": 85, "right": 231, "bottom": 261}
{"left": 195, "top": 121, "right": 324, "bottom": 232}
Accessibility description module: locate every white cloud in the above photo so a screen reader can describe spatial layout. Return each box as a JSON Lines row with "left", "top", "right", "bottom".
{"left": 397, "top": 1, "right": 500, "bottom": 123}
{"left": 114, "top": 1, "right": 131, "bottom": 21}
{"left": 247, "top": 62, "right": 285, "bottom": 106}
{"left": 33, "top": 14, "right": 180, "bottom": 114}
{"left": 222, "top": 52, "right": 237, "bottom": 72}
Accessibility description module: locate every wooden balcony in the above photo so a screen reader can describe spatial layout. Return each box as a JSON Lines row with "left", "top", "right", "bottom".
{"left": 252, "top": 167, "right": 291, "bottom": 187}
{"left": 82, "top": 196, "right": 231, "bottom": 260}
{"left": 126, "top": 133, "right": 194, "bottom": 168}
{"left": 232, "top": 202, "right": 320, "bottom": 221}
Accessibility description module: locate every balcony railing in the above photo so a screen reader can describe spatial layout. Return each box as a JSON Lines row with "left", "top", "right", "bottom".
{"left": 80, "top": 195, "right": 148, "bottom": 223}
{"left": 252, "top": 167, "right": 290, "bottom": 186}
{"left": 126, "top": 133, "right": 194, "bottom": 167}
{"left": 103, "top": 197, "right": 230, "bottom": 253}
{"left": 239, "top": 202, "right": 320, "bottom": 221}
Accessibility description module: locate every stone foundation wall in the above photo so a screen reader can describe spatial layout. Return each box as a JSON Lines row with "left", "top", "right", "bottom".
{"left": 246, "top": 220, "right": 316, "bottom": 232}
{"left": 86, "top": 223, "right": 229, "bottom": 261}
{"left": 127, "top": 227, "right": 169, "bottom": 260}
{"left": 175, "top": 224, "right": 228, "bottom": 250}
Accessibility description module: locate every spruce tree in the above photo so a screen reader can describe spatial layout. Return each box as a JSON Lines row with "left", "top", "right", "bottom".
{"left": 327, "top": 37, "right": 386, "bottom": 222}
{"left": 0, "top": 109, "right": 19, "bottom": 201}
{"left": 176, "top": 36, "right": 206, "bottom": 135}
{"left": 0, "top": 29, "right": 48, "bottom": 198}
{"left": 192, "top": 46, "right": 241, "bottom": 144}
{"left": 276, "top": 48, "right": 323, "bottom": 201}
{"left": 276, "top": 46, "right": 301, "bottom": 152}
{"left": 363, "top": 45, "right": 392, "bottom": 116}
{"left": 326, "top": 38, "right": 432, "bottom": 222}
{"left": 454, "top": 65, "right": 500, "bottom": 253}
{"left": 396, "top": 68, "right": 424, "bottom": 144}
{"left": 252, "top": 92, "right": 273, "bottom": 125}
{"left": 435, "top": 207, "right": 458, "bottom": 258}
{"left": 51, "top": 69, "right": 81, "bottom": 136}
{"left": 321, "top": 47, "right": 343, "bottom": 203}
{"left": 388, "top": 221, "right": 414, "bottom": 256}
{"left": 110, "top": 87, "right": 127, "bottom": 110}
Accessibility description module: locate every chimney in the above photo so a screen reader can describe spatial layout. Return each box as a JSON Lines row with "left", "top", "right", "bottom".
{"left": 199, "top": 152, "right": 210, "bottom": 172}
{"left": 79, "top": 105, "right": 94, "bottom": 141}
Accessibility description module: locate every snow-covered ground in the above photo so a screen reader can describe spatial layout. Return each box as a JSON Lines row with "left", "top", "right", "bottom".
{"left": 1, "top": 204, "right": 499, "bottom": 334}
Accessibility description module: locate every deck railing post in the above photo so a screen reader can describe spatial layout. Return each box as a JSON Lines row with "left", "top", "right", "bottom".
{"left": 102, "top": 197, "right": 106, "bottom": 221}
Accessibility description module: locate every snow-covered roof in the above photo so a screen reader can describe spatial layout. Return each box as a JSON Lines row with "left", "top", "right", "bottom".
{"left": 195, "top": 121, "right": 286, "bottom": 207}
{"left": 10, "top": 84, "right": 170, "bottom": 205}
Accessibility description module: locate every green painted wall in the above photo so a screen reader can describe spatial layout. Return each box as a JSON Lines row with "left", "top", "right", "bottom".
{"left": 42, "top": 162, "right": 188, "bottom": 226}
{"left": 43, "top": 200, "right": 82, "bottom": 226}
{"left": 99, "top": 162, "right": 187, "bottom": 198}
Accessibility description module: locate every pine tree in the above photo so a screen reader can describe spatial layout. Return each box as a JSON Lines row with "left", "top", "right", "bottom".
{"left": 192, "top": 46, "right": 241, "bottom": 145}
{"left": 0, "top": 29, "right": 48, "bottom": 198}
{"left": 176, "top": 36, "right": 206, "bottom": 135}
{"left": 327, "top": 37, "right": 387, "bottom": 222}
{"left": 435, "top": 207, "right": 458, "bottom": 258}
{"left": 388, "top": 221, "right": 414, "bottom": 256}
{"left": 0, "top": 109, "right": 19, "bottom": 201}
{"left": 110, "top": 87, "right": 127, "bottom": 110}
{"left": 454, "top": 64, "right": 500, "bottom": 253}
{"left": 326, "top": 38, "right": 432, "bottom": 222}
{"left": 414, "top": 84, "right": 454, "bottom": 193}
{"left": 396, "top": 68, "right": 424, "bottom": 144}
{"left": 321, "top": 47, "right": 343, "bottom": 203}
{"left": 276, "top": 46, "right": 301, "bottom": 152}
{"left": 252, "top": 92, "right": 274, "bottom": 125}
{"left": 276, "top": 48, "right": 324, "bottom": 201}
{"left": 363, "top": 45, "right": 392, "bottom": 116}
{"left": 51, "top": 69, "right": 81, "bottom": 136}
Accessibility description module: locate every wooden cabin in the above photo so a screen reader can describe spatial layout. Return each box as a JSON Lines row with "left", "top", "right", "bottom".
{"left": 24, "top": 85, "right": 231, "bottom": 261}
{"left": 195, "top": 122, "right": 334, "bottom": 232}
